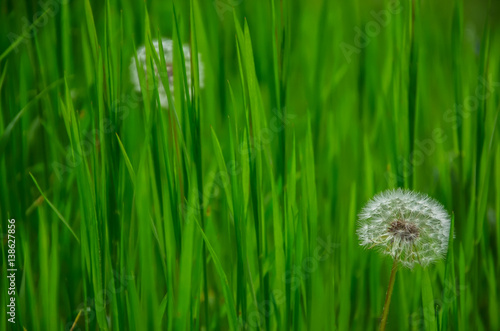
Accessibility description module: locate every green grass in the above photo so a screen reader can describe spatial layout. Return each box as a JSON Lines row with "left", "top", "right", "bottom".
{"left": 1, "top": 0, "right": 500, "bottom": 330}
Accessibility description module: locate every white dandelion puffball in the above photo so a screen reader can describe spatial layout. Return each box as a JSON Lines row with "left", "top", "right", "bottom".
{"left": 357, "top": 189, "right": 451, "bottom": 268}
{"left": 130, "top": 38, "right": 205, "bottom": 108}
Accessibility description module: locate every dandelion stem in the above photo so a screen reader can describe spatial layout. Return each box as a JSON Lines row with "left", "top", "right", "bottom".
{"left": 379, "top": 258, "right": 398, "bottom": 331}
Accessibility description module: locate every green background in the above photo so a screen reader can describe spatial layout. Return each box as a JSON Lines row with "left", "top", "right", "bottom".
{"left": 1, "top": 0, "right": 499, "bottom": 330}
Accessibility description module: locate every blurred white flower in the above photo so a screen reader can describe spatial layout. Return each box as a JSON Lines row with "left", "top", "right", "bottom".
{"left": 357, "top": 189, "right": 451, "bottom": 268}
{"left": 130, "top": 38, "right": 205, "bottom": 108}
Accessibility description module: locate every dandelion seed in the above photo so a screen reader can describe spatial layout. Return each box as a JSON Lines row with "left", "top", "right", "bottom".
{"left": 357, "top": 189, "right": 452, "bottom": 331}
{"left": 357, "top": 188, "right": 451, "bottom": 268}
{"left": 130, "top": 38, "right": 205, "bottom": 108}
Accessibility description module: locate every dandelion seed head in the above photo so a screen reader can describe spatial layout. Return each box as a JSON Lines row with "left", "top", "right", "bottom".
{"left": 357, "top": 189, "right": 451, "bottom": 268}
{"left": 130, "top": 38, "right": 205, "bottom": 108}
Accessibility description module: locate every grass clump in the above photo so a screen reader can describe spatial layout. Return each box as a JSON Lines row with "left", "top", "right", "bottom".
{"left": 0, "top": 0, "right": 499, "bottom": 330}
